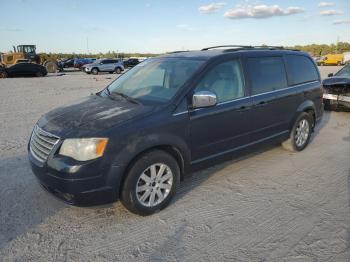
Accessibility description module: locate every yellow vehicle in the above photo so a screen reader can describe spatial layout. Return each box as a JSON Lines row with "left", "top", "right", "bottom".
{"left": 0, "top": 45, "right": 58, "bottom": 73}
{"left": 317, "top": 54, "right": 344, "bottom": 66}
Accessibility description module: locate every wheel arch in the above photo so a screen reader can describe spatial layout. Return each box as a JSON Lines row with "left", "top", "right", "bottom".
{"left": 116, "top": 141, "right": 191, "bottom": 197}
{"left": 290, "top": 100, "right": 316, "bottom": 131}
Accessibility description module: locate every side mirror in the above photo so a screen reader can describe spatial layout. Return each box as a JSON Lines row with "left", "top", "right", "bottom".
{"left": 328, "top": 73, "right": 334, "bottom": 77}
{"left": 192, "top": 91, "right": 217, "bottom": 109}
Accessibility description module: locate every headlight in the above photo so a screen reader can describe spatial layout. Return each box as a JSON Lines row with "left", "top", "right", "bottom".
{"left": 59, "top": 138, "right": 108, "bottom": 161}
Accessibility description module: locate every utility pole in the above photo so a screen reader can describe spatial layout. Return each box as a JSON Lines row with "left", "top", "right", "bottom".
{"left": 86, "top": 37, "right": 89, "bottom": 54}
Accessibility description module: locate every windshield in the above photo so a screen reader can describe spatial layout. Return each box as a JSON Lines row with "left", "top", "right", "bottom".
{"left": 335, "top": 65, "right": 350, "bottom": 77}
{"left": 105, "top": 58, "right": 204, "bottom": 104}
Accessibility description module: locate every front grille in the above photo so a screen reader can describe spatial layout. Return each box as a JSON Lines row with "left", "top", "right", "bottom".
{"left": 30, "top": 125, "right": 60, "bottom": 163}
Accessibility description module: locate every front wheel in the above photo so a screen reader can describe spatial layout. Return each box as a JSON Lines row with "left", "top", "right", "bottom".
{"left": 115, "top": 67, "right": 122, "bottom": 74}
{"left": 282, "top": 112, "right": 313, "bottom": 152}
{"left": 0, "top": 71, "right": 8, "bottom": 78}
{"left": 121, "top": 150, "right": 180, "bottom": 215}
{"left": 91, "top": 68, "right": 99, "bottom": 75}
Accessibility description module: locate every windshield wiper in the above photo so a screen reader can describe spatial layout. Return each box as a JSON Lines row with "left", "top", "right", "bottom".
{"left": 109, "top": 91, "right": 141, "bottom": 105}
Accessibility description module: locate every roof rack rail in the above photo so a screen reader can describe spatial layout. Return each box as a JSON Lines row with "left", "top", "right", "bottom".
{"left": 201, "top": 45, "right": 253, "bottom": 51}
{"left": 202, "top": 45, "right": 300, "bottom": 52}
{"left": 167, "top": 50, "right": 190, "bottom": 54}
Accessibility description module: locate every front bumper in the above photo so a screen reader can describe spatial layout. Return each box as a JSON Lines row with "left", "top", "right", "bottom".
{"left": 28, "top": 151, "right": 122, "bottom": 206}
{"left": 323, "top": 93, "right": 350, "bottom": 103}
{"left": 323, "top": 93, "right": 350, "bottom": 110}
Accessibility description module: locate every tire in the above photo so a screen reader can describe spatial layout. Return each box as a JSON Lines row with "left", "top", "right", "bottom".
{"left": 324, "top": 99, "right": 332, "bottom": 111}
{"left": 121, "top": 150, "right": 180, "bottom": 215}
{"left": 91, "top": 68, "right": 99, "bottom": 75}
{"left": 0, "top": 71, "right": 8, "bottom": 78}
{"left": 282, "top": 112, "right": 313, "bottom": 152}
{"left": 115, "top": 67, "right": 122, "bottom": 74}
{"left": 44, "top": 61, "right": 58, "bottom": 73}
{"left": 36, "top": 71, "right": 44, "bottom": 77}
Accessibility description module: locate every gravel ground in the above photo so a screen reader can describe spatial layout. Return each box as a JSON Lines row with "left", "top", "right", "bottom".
{"left": 0, "top": 67, "right": 349, "bottom": 261}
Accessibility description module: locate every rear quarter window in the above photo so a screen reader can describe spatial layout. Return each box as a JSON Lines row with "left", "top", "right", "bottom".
{"left": 284, "top": 55, "right": 319, "bottom": 86}
{"left": 247, "top": 57, "right": 288, "bottom": 95}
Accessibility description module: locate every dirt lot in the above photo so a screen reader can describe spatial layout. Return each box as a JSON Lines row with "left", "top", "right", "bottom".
{"left": 0, "top": 67, "right": 349, "bottom": 261}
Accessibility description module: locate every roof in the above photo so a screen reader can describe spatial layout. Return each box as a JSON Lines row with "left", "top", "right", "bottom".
{"left": 161, "top": 45, "right": 306, "bottom": 60}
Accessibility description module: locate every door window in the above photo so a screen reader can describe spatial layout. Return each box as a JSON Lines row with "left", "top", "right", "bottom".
{"left": 194, "top": 60, "right": 245, "bottom": 103}
{"left": 247, "top": 57, "right": 288, "bottom": 95}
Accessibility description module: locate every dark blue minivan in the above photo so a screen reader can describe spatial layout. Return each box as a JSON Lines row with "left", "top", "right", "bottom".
{"left": 28, "top": 46, "right": 323, "bottom": 215}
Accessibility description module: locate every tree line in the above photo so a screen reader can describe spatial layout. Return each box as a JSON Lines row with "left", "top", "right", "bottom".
{"left": 4, "top": 42, "right": 350, "bottom": 60}
{"left": 39, "top": 51, "right": 160, "bottom": 61}
{"left": 289, "top": 42, "right": 350, "bottom": 56}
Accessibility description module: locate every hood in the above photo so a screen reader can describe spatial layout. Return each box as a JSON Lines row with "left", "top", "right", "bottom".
{"left": 322, "top": 76, "right": 350, "bottom": 86}
{"left": 37, "top": 95, "right": 155, "bottom": 138}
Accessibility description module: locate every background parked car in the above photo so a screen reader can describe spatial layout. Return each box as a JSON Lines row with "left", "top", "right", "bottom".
{"left": 58, "top": 58, "right": 75, "bottom": 68}
{"left": 0, "top": 63, "right": 47, "bottom": 78}
{"left": 323, "top": 64, "right": 350, "bottom": 111}
{"left": 317, "top": 54, "right": 343, "bottom": 66}
{"left": 82, "top": 59, "right": 124, "bottom": 74}
{"left": 123, "top": 58, "right": 140, "bottom": 68}
{"left": 343, "top": 52, "right": 350, "bottom": 65}
{"left": 74, "top": 58, "right": 96, "bottom": 69}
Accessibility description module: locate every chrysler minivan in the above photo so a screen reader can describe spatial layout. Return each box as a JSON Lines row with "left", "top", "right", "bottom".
{"left": 28, "top": 46, "right": 323, "bottom": 215}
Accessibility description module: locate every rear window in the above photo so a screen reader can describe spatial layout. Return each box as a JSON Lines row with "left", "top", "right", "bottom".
{"left": 285, "top": 55, "right": 319, "bottom": 85}
{"left": 247, "top": 57, "right": 288, "bottom": 95}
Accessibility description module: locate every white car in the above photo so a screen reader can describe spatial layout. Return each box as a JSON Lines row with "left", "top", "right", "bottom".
{"left": 83, "top": 59, "right": 124, "bottom": 75}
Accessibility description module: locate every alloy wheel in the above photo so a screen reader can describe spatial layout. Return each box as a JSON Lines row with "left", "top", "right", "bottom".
{"left": 295, "top": 119, "right": 310, "bottom": 147}
{"left": 136, "top": 163, "right": 173, "bottom": 207}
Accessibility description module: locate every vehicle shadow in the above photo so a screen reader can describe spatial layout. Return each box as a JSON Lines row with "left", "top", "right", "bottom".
{"left": 173, "top": 112, "right": 331, "bottom": 205}
{"left": 0, "top": 154, "right": 65, "bottom": 250}
{"left": 173, "top": 142, "right": 278, "bottom": 205}
{"left": 309, "top": 109, "right": 331, "bottom": 143}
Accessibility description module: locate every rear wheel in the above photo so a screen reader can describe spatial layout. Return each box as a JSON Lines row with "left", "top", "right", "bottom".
{"left": 115, "top": 67, "right": 122, "bottom": 74}
{"left": 91, "top": 68, "right": 99, "bottom": 75}
{"left": 36, "top": 71, "right": 44, "bottom": 77}
{"left": 282, "top": 112, "right": 313, "bottom": 152}
{"left": 121, "top": 150, "right": 179, "bottom": 215}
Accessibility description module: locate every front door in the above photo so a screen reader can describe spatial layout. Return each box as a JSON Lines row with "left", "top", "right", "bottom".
{"left": 189, "top": 59, "right": 254, "bottom": 163}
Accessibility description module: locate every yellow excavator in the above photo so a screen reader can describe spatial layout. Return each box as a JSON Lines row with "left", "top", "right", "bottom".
{"left": 0, "top": 45, "right": 59, "bottom": 73}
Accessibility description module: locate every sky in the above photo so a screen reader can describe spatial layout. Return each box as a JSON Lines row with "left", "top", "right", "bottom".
{"left": 1, "top": 0, "right": 350, "bottom": 54}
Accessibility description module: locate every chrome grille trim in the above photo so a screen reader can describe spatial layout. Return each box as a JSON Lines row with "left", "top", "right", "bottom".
{"left": 30, "top": 125, "right": 60, "bottom": 163}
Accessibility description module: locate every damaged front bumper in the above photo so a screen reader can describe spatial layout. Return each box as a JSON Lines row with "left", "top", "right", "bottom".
{"left": 323, "top": 93, "right": 350, "bottom": 103}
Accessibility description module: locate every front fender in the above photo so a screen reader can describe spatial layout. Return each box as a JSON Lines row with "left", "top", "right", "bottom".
{"left": 105, "top": 132, "right": 191, "bottom": 192}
